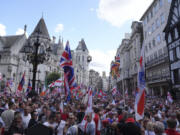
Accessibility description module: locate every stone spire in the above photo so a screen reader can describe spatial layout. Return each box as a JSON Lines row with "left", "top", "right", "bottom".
{"left": 76, "top": 38, "right": 88, "bottom": 52}
{"left": 30, "top": 17, "right": 50, "bottom": 40}
{"left": 58, "top": 36, "right": 64, "bottom": 50}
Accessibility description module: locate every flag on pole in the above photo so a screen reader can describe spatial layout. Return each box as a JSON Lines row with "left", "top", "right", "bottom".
{"left": 26, "top": 80, "right": 32, "bottom": 95}
{"left": 86, "top": 88, "right": 93, "bottom": 113}
{"left": 112, "top": 86, "right": 117, "bottom": 96}
{"left": 135, "top": 44, "right": 146, "bottom": 121}
{"left": 167, "top": 92, "right": 173, "bottom": 103}
{"left": 17, "top": 72, "right": 25, "bottom": 91}
{"left": 125, "top": 89, "right": 128, "bottom": 98}
{"left": 60, "top": 41, "right": 76, "bottom": 101}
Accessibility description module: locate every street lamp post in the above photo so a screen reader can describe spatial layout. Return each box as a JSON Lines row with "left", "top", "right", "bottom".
{"left": 21, "top": 30, "right": 51, "bottom": 97}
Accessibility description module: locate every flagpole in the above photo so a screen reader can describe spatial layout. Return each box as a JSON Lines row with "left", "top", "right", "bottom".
{"left": 122, "top": 79, "right": 125, "bottom": 106}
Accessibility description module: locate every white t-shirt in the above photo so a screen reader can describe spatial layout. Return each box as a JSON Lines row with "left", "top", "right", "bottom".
{"left": 57, "top": 120, "right": 66, "bottom": 135}
{"left": 21, "top": 113, "right": 31, "bottom": 129}
{"left": 43, "top": 121, "right": 58, "bottom": 130}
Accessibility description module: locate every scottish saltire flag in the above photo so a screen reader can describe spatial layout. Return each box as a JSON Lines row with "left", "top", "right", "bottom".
{"left": 26, "top": 80, "right": 32, "bottom": 95}
{"left": 135, "top": 44, "right": 146, "bottom": 121}
{"left": 17, "top": 72, "right": 25, "bottom": 91}
{"left": 60, "top": 41, "right": 76, "bottom": 100}
{"left": 167, "top": 92, "right": 173, "bottom": 103}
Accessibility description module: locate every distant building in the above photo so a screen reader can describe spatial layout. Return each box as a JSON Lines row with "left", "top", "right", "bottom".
{"left": 115, "top": 21, "right": 143, "bottom": 95}
{"left": 164, "top": 0, "right": 180, "bottom": 99}
{"left": 102, "top": 71, "right": 109, "bottom": 91}
{"left": 140, "top": 0, "right": 171, "bottom": 96}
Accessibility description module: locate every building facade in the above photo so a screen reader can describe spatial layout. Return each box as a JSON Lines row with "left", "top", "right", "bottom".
{"left": 89, "top": 69, "right": 102, "bottom": 90}
{"left": 140, "top": 0, "right": 172, "bottom": 96}
{"left": 164, "top": 0, "right": 180, "bottom": 99}
{"left": 115, "top": 22, "right": 143, "bottom": 95}
{"left": 102, "top": 71, "right": 109, "bottom": 91}
{"left": 0, "top": 18, "right": 91, "bottom": 91}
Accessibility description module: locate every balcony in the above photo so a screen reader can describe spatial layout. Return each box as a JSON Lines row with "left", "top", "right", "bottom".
{"left": 146, "top": 53, "right": 169, "bottom": 69}
{"left": 146, "top": 73, "right": 170, "bottom": 84}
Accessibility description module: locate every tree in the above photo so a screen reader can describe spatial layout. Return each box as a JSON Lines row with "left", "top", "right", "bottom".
{"left": 45, "top": 72, "right": 61, "bottom": 86}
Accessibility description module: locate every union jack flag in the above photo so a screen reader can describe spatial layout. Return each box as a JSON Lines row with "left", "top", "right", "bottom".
{"left": 60, "top": 41, "right": 76, "bottom": 100}
{"left": 26, "top": 80, "right": 32, "bottom": 95}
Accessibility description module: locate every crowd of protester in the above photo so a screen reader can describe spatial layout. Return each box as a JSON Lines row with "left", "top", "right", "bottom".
{"left": 0, "top": 90, "right": 179, "bottom": 135}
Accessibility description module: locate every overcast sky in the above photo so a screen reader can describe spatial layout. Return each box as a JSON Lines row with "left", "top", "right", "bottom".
{"left": 0, "top": 0, "right": 153, "bottom": 75}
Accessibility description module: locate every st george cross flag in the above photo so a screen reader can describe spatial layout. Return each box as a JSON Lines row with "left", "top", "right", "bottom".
{"left": 135, "top": 44, "right": 146, "bottom": 121}
{"left": 167, "top": 92, "right": 173, "bottom": 103}
{"left": 86, "top": 88, "right": 93, "bottom": 113}
{"left": 60, "top": 41, "right": 76, "bottom": 100}
{"left": 112, "top": 86, "right": 117, "bottom": 96}
{"left": 17, "top": 72, "right": 25, "bottom": 91}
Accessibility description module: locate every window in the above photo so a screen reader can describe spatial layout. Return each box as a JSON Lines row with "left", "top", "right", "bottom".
{"left": 82, "top": 56, "right": 84, "bottom": 62}
{"left": 154, "top": 3, "right": 158, "bottom": 13}
{"left": 150, "top": 55, "right": 154, "bottom": 60}
{"left": 148, "top": 27, "right": 152, "bottom": 35}
{"left": 168, "top": 33, "right": 172, "bottom": 43}
{"left": 145, "top": 45, "right": 148, "bottom": 52}
{"left": 144, "top": 31, "right": 147, "bottom": 39}
{"left": 169, "top": 50, "right": 174, "bottom": 61}
{"left": 160, "top": 14, "right": 165, "bottom": 24}
{"left": 156, "top": 34, "right": 161, "bottom": 43}
{"left": 150, "top": 10, "right": 153, "bottom": 18}
{"left": 174, "top": 69, "right": 180, "bottom": 84}
{"left": 175, "top": 28, "right": 179, "bottom": 39}
{"left": 168, "top": 0, "right": 172, "bottom": 3}
{"left": 159, "top": 0, "right": 163, "bottom": 7}
{"left": 152, "top": 38, "right": 156, "bottom": 46}
{"left": 152, "top": 23, "right": 155, "bottom": 32}
{"left": 147, "top": 15, "right": 149, "bottom": 23}
{"left": 154, "top": 51, "right": 158, "bottom": 58}
{"left": 156, "top": 18, "right": 160, "bottom": 28}
{"left": 149, "top": 42, "right": 152, "bottom": 49}
{"left": 176, "top": 47, "right": 180, "bottom": 59}
{"left": 158, "top": 49, "right": 163, "bottom": 56}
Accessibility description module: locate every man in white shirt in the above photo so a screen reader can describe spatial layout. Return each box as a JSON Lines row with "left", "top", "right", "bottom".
{"left": 21, "top": 106, "right": 31, "bottom": 129}
{"left": 85, "top": 113, "right": 96, "bottom": 135}
{"left": 1, "top": 102, "right": 15, "bottom": 133}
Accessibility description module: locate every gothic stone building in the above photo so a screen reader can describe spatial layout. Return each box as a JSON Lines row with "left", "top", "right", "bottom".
{"left": 0, "top": 18, "right": 91, "bottom": 91}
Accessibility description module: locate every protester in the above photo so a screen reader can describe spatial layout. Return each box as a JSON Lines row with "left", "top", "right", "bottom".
{"left": 1, "top": 102, "right": 15, "bottom": 135}
{"left": 28, "top": 111, "right": 39, "bottom": 128}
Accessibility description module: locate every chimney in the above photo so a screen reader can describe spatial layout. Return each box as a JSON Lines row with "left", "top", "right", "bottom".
{"left": 52, "top": 36, "right": 56, "bottom": 43}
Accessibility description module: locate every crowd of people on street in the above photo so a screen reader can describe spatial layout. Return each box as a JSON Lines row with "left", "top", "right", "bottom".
{"left": 0, "top": 89, "right": 179, "bottom": 135}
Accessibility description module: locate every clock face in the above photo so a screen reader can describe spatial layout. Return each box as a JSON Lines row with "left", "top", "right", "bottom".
{"left": 87, "top": 56, "right": 92, "bottom": 62}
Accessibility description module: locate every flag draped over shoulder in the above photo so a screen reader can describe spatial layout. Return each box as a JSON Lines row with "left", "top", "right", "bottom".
{"left": 60, "top": 41, "right": 76, "bottom": 100}
{"left": 17, "top": 72, "right": 25, "bottom": 91}
{"left": 135, "top": 44, "right": 146, "bottom": 121}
